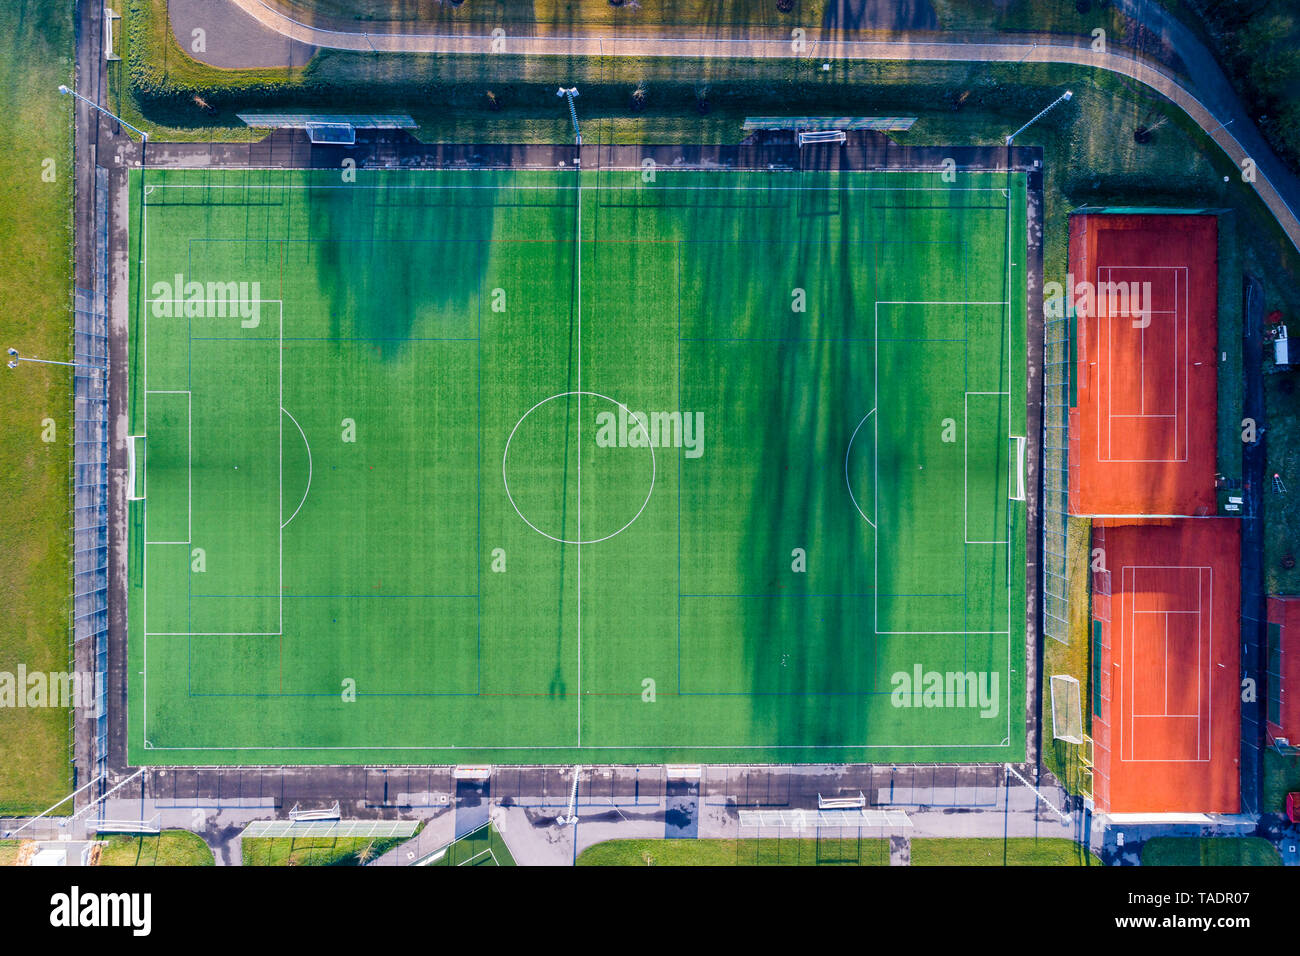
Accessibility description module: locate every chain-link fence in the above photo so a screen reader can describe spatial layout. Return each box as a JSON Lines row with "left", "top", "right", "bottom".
{"left": 73, "top": 164, "right": 111, "bottom": 792}
{"left": 1041, "top": 299, "right": 1071, "bottom": 644}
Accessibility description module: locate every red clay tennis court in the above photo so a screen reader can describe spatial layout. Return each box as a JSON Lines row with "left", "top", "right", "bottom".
{"left": 1090, "top": 519, "right": 1240, "bottom": 813}
{"left": 1069, "top": 213, "right": 1219, "bottom": 516}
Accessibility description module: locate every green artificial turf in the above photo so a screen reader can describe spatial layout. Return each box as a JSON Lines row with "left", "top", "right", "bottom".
{"left": 429, "top": 823, "right": 516, "bottom": 866}
{"left": 128, "top": 166, "right": 1026, "bottom": 764}
{"left": 910, "top": 837, "right": 1100, "bottom": 866}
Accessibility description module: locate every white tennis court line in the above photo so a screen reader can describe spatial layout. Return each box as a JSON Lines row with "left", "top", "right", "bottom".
{"left": 1098, "top": 265, "right": 1190, "bottom": 463}
{"left": 1119, "top": 564, "right": 1212, "bottom": 763}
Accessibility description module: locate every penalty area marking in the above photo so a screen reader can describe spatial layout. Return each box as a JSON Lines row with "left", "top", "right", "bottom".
{"left": 502, "top": 390, "right": 656, "bottom": 546}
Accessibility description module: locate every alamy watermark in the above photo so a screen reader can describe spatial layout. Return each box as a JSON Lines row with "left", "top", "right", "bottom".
{"left": 595, "top": 407, "right": 705, "bottom": 459}
{"left": 890, "top": 664, "right": 1000, "bottom": 718}
{"left": 150, "top": 274, "right": 262, "bottom": 328}
{"left": 1044, "top": 274, "right": 1153, "bottom": 327}
{"left": 0, "top": 666, "right": 101, "bottom": 710}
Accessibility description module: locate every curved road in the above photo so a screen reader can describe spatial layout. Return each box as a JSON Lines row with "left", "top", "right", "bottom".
{"left": 213, "top": 0, "right": 1300, "bottom": 254}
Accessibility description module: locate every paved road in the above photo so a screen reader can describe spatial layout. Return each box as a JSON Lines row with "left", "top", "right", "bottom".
{"left": 198, "top": 0, "right": 1300, "bottom": 255}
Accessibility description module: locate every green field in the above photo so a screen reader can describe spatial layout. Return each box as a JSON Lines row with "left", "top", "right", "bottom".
{"left": 128, "top": 165, "right": 1027, "bottom": 764}
{"left": 0, "top": 0, "right": 74, "bottom": 813}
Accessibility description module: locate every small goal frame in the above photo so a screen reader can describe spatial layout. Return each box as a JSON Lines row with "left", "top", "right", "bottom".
{"left": 1050, "top": 674, "right": 1084, "bottom": 744}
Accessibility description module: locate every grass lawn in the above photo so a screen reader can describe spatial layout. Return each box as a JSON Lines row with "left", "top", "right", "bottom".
{"left": 932, "top": 0, "right": 1129, "bottom": 36}
{"left": 1042, "top": 515, "right": 1094, "bottom": 796}
{"left": 97, "top": 831, "right": 215, "bottom": 866}
{"left": 0, "top": 841, "right": 20, "bottom": 866}
{"left": 1263, "top": 352, "right": 1300, "bottom": 593}
{"left": 578, "top": 837, "right": 891, "bottom": 866}
{"left": 911, "top": 837, "right": 1100, "bottom": 866}
{"left": 1262, "top": 747, "right": 1300, "bottom": 814}
{"left": 0, "top": 0, "right": 75, "bottom": 815}
{"left": 1141, "top": 837, "right": 1282, "bottom": 866}
{"left": 262, "top": 0, "right": 1135, "bottom": 38}
{"left": 429, "top": 824, "right": 516, "bottom": 866}
{"left": 578, "top": 837, "right": 1095, "bottom": 865}
{"left": 242, "top": 835, "right": 410, "bottom": 866}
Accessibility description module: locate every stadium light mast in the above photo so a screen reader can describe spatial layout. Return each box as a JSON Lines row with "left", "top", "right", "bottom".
{"left": 557, "top": 86, "right": 582, "bottom": 146}
{"left": 58, "top": 84, "right": 149, "bottom": 141}
{"left": 1005, "top": 89, "right": 1072, "bottom": 146}
{"left": 6, "top": 347, "right": 102, "bottom": 372}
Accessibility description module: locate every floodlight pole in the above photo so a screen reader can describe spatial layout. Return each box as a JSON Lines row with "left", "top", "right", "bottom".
{"left": 1005, "top": 89, "right": 1072, "bottom": 146}
{"left": 58, "top": 84, "right": 149, "bottom": 141}
{"left": 557, "top": 87, "right": 581, "bottom": 146}
{"left": 6, "top": 348, "right": 103, "bottom": 372}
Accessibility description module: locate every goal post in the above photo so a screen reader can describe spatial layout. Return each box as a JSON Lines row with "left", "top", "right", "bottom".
{"left": 127, "top": 435, "right": 145, "bottom": 501}
{"left": 1049, "top": 674, "right": 1084, "bottom": 744}
{"left": 797, "top": 129, "right": 847, "bottom": 147}
{"left": 1011, "top": 435, "right": 1026, "bottom": 501}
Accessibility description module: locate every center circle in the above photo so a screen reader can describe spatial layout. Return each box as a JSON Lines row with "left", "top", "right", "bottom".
{"left": 502, "top": 391, "right": 656, "bottom": 545}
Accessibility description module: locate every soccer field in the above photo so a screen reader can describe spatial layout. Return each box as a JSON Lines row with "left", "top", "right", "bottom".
{"left": 127, "top": 165, "right": 1028, "bottom": 764}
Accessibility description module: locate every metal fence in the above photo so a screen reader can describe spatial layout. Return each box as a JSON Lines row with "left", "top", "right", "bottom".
{"left": 73, "top": 165, "right": 111, "bottom": 794}
{"left": 1041, "top": 300, "right": 1071, "bottom": 644}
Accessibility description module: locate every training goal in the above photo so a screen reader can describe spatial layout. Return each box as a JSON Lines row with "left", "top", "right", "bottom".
{"left": 1050, "top": 674, "right": 1084, "bottom": 744}
{"left": 797, "top": 129, "right": 848, "bottom": 147}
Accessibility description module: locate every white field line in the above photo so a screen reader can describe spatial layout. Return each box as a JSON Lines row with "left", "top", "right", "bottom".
{"left": 964, "top": 390, "right": 1011, "bottom": 546}
{"left": 136, "top": 176, "right": 1025, "bottom": 755}
{"left": 142, "top": 389, "right": 190, "bottom": 543}
{"left": 873, "top": 301, "right": 1013, "bottom": 637}
{"left": 138, "top": 181, "right": 1017, "bottom": 192}
{"left": 141, "top": 300, "right": 286, "bottom": 653}
{"left": 576, "top": 165, "right": 582, "bottom": 747}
